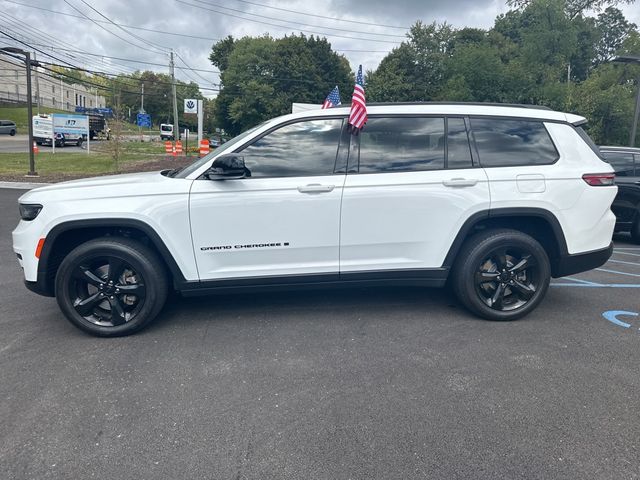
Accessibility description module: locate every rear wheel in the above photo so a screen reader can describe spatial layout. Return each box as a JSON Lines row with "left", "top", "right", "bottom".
{"left": 452, "top": 229, "right": 551, "bottom": 321}
{"left": 10, "top": 129, "right": 16, "bottom": 136}
{"left": 55, "top": 238, "right": 168, "bottom": 336}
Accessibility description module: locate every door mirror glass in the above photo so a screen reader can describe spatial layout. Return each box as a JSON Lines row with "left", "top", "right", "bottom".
{"left": 205, "top": 154, "right": 247, "bottom": 180}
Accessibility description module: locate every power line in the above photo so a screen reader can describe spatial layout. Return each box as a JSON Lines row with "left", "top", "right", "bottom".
{"left": 228, "top": 0, "right": 408, "bottom": 29}
{"left": 63, "top": 0, "right": 168, "bottom": 55}
{"left": 187, "top": 0, "right": 405, "bottom": 38}
{"left": 0, "top": 0, "right": 393, "bottom": 54}
{"left": 174, "top": 0, "right": 402, "bottom": 44}
{"left": 76, "top": 0, "right": 169, "bottom": 54}
{"left": 0, "top": 14, "right": 142, "bottom": 76}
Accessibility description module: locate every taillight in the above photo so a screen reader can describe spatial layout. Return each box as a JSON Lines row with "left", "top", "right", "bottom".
{"left": 582, "top": 173, "right": 615, "bottom": 186}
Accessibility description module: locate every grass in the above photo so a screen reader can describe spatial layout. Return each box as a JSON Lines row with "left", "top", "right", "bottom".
{"left": 0, "top": 139, "right": 198, "bottom": 178}
{"left": 1, "top": 151, "right": 128, "bottom": 176}
{"left": 0, "top": 106, "right": 69, "bottom": 130}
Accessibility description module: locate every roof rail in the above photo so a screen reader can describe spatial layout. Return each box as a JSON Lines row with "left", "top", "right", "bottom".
{"left": 365, "top": 101, "right": 553, "bottom": 111}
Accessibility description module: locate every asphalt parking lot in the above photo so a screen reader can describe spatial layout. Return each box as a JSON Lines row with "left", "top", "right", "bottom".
{"left": 1, "top": 187, "right": 639, "bottom": 479}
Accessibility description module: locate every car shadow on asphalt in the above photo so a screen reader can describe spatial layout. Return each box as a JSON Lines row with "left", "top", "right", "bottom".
{"left": 149, "top": 286, "right": 464, "bottom": 332}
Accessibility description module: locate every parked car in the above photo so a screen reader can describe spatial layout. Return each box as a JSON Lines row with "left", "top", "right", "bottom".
{"left": 13, "top": 102, "right": 617, "bottom": 336}
{"left": 599, "top": 145, "right": 640, "bottom": 243}
{"left": 0, "top": 120, "right": 17, "bottom": 136}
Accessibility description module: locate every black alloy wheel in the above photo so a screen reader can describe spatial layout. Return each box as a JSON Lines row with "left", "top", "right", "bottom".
{"left": 69, "top": 256, "right": 146, "bottom": 327}
{"left": 55, "top": 238, "right": 168, "bottom": 336}
{"left": 452, "top": 229, "right": 551, "bottom": 321}
{"left": 474, "top": 247, "right": 539, "bottom": 311}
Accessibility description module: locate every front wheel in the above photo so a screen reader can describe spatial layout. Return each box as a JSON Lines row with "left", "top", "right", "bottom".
{"left": 452, "top": 229, "right": 551, "bottom": 321}
{"left": 55, "top": 238, "right": 168, "bottom": 336}
{"left": 10, "top": 129, "right": 16, "bottom": 136}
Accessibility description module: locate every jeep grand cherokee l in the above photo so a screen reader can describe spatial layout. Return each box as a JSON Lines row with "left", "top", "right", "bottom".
{"left": 13, "top": 103, "right": 617, "bottom": 336}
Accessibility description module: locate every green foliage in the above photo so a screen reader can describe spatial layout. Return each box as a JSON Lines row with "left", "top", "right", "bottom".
{"left": 363, "top": 0, "right": 639, "bottom": 145}
{"left": 211, "top": 34, "right": 352, "bottom": 135}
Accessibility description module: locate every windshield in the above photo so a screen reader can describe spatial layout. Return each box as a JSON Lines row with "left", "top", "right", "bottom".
{"left": 161, "top": 125, "right": 172, "bottom": 131}
{"left": 170, "top": 122, "right": 268, "bottom": 178}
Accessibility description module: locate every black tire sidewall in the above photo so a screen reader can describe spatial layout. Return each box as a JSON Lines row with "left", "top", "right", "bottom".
{"left": 454, "top": 230, "right": 551, "bottom": 321}
{"left": 55, "top": 239, "right": 167, "bottom": 336}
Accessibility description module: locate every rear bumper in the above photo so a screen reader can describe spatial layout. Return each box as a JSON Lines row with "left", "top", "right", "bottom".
{"left": 552, "top": 242, "right": 613, "bottom": 278}
{"left": 25, "top": 279, "right": 54, "bottom": 297}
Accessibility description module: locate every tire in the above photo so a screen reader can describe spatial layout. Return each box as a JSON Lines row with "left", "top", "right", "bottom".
{"left": 55, "top": 237, "right": 168, "bottom": 337}
{"left": 452, "top": 229, "right": 551, "bottom": 321}
{"left": 10, "top": 129, "right": 16, "bottom": 136}
{"left": 77, "top": 138, "right": 83, "bottom": 148}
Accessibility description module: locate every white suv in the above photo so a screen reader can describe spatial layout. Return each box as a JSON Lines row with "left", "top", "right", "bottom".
{"left": 12, "top": 103, "right": 617, "bottom": 336}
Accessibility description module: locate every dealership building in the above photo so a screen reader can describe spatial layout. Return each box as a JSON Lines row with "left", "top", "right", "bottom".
{"left": 0, "top": 56, "right": 106, "bottom": 111}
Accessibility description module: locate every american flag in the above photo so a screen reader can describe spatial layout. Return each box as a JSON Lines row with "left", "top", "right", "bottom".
{"left": 348, "top": 65, "right": 367, "bottom": 131}
{"left": 322, "top": 86, "right": 341, "bottom": 109}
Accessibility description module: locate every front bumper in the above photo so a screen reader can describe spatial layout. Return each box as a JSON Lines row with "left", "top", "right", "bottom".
{"left": 552, "top": 242, "right": 613, "bottom": 278}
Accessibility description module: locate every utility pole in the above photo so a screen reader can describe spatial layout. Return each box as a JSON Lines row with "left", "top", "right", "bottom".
{"left": 141, "top": 82, "right": 145, "bottom": 113}
{"left": 33, "top": 51, "right": 40, "bottom": 114}
{"left": 170, "top": 50, "right": 179, "bottom": 140}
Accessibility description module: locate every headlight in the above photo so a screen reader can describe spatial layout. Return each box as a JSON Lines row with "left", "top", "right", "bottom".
{"left": 19, "top": 204, "right": 43, "bottom": 221}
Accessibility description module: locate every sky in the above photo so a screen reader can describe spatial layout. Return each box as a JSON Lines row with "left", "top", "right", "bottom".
{"left": 1, "top": 0, "right": 639, "bottom": 98}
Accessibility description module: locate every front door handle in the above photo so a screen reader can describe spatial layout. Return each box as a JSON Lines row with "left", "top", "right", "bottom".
{"left": 297, "top": 184, "right": 335, "bottom": 193}
{"left": 443, "top": 178, "right": 478, "bottom": 187}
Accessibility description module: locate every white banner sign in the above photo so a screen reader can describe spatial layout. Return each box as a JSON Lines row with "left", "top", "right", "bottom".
{"left": 53, "top": 114, "right": 89, "bottom": 136}
{"left": 184, "top": 98, "right": 198, "bottom": 114}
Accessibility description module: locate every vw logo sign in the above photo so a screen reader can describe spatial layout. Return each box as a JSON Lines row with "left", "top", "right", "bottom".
{"left": 184, "top": 99, "right": 198, "bottom": 113}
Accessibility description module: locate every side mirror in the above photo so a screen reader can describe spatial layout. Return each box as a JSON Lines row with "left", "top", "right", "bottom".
{"left": 204, "top": 154, "right": 247, "bottom": 180}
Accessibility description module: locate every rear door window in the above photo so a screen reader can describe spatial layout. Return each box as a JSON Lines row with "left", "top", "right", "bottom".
{"left": 470, "top": 118, "right": 559, "bottom": 167}
{"left": 357, "top": 117, "right": 445, "bottom": 173}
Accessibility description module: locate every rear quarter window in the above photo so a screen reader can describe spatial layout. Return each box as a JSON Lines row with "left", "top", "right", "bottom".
{"left": 470, "top": 118, "right": 559, "bottom": 167}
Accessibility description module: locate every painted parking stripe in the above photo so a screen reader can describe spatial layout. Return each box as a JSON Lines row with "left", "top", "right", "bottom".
{"left": 608, "top": 259, "right": 640, "bottom": 266}
{"left": 613, "top": 251, "right": 640, "bottom": 257}
{"left": 595, "top": 268, "right": 640, "bottom": 278}
{"left": 563, "top": 276, "right": 601, "bottom": 286}
{"left": 551, "top": 283, "right": 640, "bottom": 287}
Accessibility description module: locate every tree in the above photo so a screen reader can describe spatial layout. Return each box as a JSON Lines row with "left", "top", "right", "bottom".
{"left": 506, "top": 0, "right": 636, "bottom": 19}
{"left": 594, "top": 7, "right": 638, "bottom": 63}
{"left": 211, "top": 34, "right": 352, "bottom": 135}
{"left": 367, "top": 21, "right": 456, "bottom": 102}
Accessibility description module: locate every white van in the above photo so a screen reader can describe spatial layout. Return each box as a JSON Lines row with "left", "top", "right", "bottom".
{"left": 160, "top": 124, "right": 174, "bottom": 140}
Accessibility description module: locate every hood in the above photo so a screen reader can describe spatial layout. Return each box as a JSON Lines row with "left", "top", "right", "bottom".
{"left": 19, "top": 171, "right": 189, "bottom": 203}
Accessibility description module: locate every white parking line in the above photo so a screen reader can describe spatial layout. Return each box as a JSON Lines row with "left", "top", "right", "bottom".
{"left": 551, "top": 283, "right": 640, "bottom": 287}
{"left": 596, "top": 268, "right": 640, "bottom": 278}
{"left": 608, "top": 259, "right": 640, "bottom": 267}
{"left": 613, "top": 251, "right": 640, "bottom": 257}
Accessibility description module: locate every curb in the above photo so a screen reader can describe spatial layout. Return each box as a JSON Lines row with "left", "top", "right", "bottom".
{"left": 0, "top": 181, "right": 51, "bottom": 190}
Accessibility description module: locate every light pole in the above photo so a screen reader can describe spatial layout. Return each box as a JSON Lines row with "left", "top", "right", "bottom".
{"left": 612, "top": 55, "right": 640, "bottom": 148}
{"left": 1, "top": 47, "right": 37, "bottom": 176}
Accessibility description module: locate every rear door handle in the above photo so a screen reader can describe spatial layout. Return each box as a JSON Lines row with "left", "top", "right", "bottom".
{"left": 443, "top": 178, "right": 478, "bottom": 187}
{"left": 297, "top": 184, "right": 335, "bottom": 193}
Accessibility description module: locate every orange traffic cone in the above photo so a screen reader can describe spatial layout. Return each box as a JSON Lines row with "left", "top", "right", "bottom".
{"left": 33, "top": 142, "right": 39, "bottom": 154}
